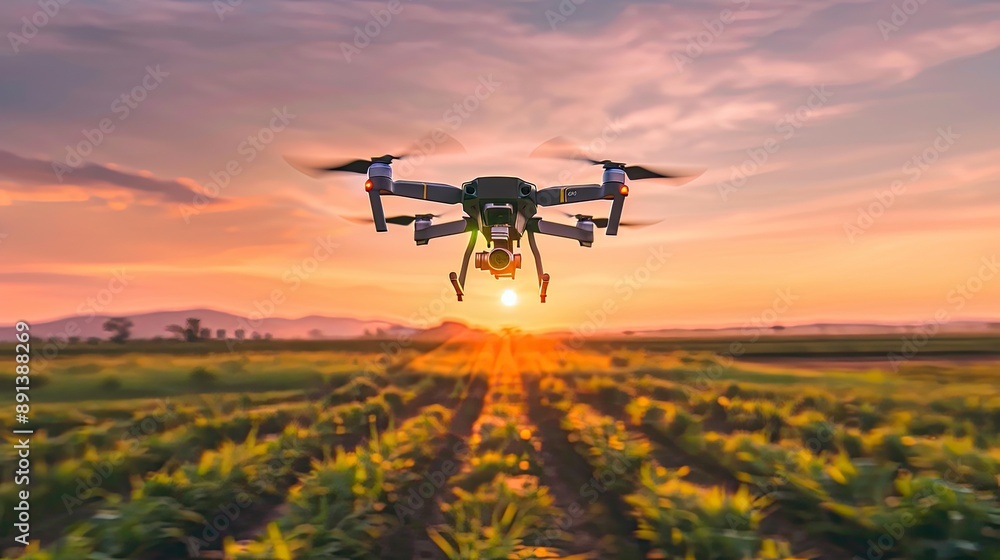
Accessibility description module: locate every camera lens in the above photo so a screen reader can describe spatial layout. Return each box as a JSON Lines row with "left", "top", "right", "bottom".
{"left": 487, "top": 248, "right": 511, "bottom": 270}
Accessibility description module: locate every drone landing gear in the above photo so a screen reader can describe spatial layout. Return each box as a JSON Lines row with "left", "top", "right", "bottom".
{"left": 526, "top": 229, "right": 549, "bottom": 303}
{"left": 449, "top": 272, "right": 464, "bottom": 302}
{"left": 451, "top": 229, "right": 479, "bottom": 302}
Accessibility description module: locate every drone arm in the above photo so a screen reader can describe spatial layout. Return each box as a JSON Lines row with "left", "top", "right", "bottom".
{"left": 414, "top": 217, "right": 473, "bottom": 244}
{"left": 535, "top": 184, "right": 614, "bottom": 207}
{"left": 530, "top": 218, "right": 595, "bottom": 246}
{"left": 388, "top": 180, "right": 464, "bottom": 205}
{"left": 364, "top": 177, "right": 462, "bottom": 231}
{"left": 537, "top": 180, "right": 630, "bottom": 235}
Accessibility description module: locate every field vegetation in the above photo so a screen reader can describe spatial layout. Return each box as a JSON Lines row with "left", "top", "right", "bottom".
{"left": 5, "top": 334, "right": 1000, "bottom": 559}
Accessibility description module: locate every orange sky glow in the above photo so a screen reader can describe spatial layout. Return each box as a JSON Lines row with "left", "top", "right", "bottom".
{"left": 1, "top": 0, "right": 999, "bottom": 332}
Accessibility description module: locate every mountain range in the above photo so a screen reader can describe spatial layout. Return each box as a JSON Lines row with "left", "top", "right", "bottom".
{"left": 2, "top": 309, "right": 998, "bottom": 342}
{"left": 0, "top": 308, "right": 413, "bottom": 342}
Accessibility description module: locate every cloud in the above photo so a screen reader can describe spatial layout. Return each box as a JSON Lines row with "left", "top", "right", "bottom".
{"left": 0, "top": 0, "right": 999, "bottom": 327}
{"left": 0, "top": 150, "right": 202, "bottom": 205}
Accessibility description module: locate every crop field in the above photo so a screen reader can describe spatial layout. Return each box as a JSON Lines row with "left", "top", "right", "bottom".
{"left": 3, "top": 334, "right": 1000, "bottom": 559}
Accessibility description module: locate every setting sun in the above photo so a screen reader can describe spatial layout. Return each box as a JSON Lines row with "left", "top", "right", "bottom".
{"left": 501, "top": 289, "right": 518, "bottom": 307}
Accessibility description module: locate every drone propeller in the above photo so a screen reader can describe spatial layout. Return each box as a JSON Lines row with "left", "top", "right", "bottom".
{"left": 559, "top": 212, "right": 661, "bottom": 229}
{"left": 340, "top": 213, "right": 447, "bottom": 227}
{"left": 530, "top": 136, "right": 704, "bottom": 183}
{"left": 285, "top": 132, "right": 466, "bottom": 177}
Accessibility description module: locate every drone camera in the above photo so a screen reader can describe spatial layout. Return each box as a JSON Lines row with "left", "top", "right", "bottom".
{"left": 475, "top": 248, "right": 521, "bottom": 278}
{"left": 518, "top": 182, "right": 534, "bottom": 197}
{"left": 483, "top": 203, "right": 514, "bottom": 226}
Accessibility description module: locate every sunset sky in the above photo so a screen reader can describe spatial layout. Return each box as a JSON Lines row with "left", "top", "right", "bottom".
{"left": 1, "top": 0, "right": 999, "bottom": 333}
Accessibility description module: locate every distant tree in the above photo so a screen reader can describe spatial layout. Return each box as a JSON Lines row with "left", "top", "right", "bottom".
{"left": 165, "top": 325, "right": 186, "bottom": 340}
{"left": 264, "top": 333, "right": 273, "bottom": 340}
{"left": 308, "top": 328, "right": 323, "bottom": 339}
{"left": 68, "top": 336, "right": 81, "bottom": 344}
{"left": 199, "top": 328, "right": 211, "bottom": 340}
{"left": 235, "top": 329, "right": 246, "bottom": 341}
{"left": 103, "top": 317, "right": 134, "bottom": 343}
{"left": 216, "top": 329, "right": 226, "bottom": 339}
{"left": 47, "top": 336, "right": 64, "bottom": 345}
{"left": 86, "top": 337, "right": 101, "bottom": 345}
{"left": 165, "top": 318, "right": 202, "bottom": 342}
{"left": 251, "top": 332, "right": 262, "bottom": 340}
{"left": 185, "top": 318, "right": 202, "bottom": 342}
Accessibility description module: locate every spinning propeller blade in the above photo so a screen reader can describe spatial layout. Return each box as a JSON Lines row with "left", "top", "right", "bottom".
{"left": 340, "top": 213, "right": 448, "bottom": 226}
{"left": 530, "top": 136, "right": 705, "bottom": 183}
{"left": 285, "top": 131, "right": 466, "bottom": 177}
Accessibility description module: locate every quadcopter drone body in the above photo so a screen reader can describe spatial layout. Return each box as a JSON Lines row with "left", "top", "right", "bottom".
{"left": 290, "top": 138, "right": 701, "bottom": 303}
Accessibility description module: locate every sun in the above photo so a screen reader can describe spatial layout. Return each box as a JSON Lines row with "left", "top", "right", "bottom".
{"left": 501, "top": 289, "right": 518, "bottom": 307}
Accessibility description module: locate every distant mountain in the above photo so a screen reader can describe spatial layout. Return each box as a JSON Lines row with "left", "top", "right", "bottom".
{"left": 0, "top": 308, "right": 412, "bottom": 341}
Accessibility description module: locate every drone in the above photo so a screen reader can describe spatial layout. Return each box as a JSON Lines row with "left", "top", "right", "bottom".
{"left": 287, "top": 135, "right": 703, "bottom": 303}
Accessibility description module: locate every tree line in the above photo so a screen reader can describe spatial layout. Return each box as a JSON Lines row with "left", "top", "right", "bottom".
{"left": 96, "top": 316, "right": 272, "bottom": 343}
